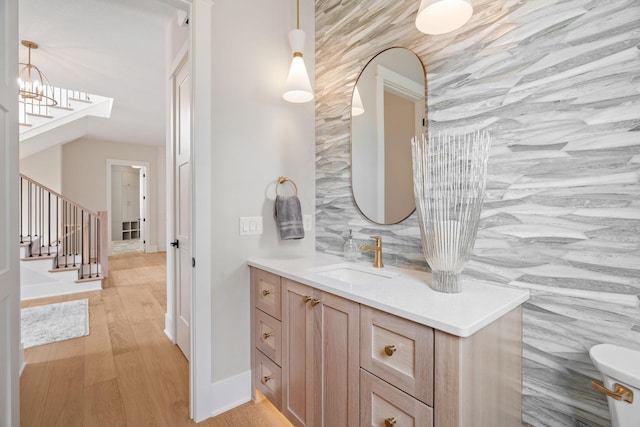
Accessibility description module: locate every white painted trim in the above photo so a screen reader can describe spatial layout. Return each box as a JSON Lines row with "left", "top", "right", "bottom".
{"left": 375, "top": 74, "right": 386, "bottom": 222}
{"left": 164, "top": 313, "right": 176, "bottom": 342}
{"left": 376, "top": 65, "right": 425, "bottom": 101}
{"left": 164, "top": 0, "right": 214, "bottom": 422}
{"left": 210, "top": 370, "right": 252, "bottom": 417}
{"left": 105, "top": 159, "right": 150, "bottom": 256}
{"left": 19, "top": 343, "right": 25, "bottom": 376}
{"left": 375, "top": 65, "right": 425, "bottom": 223}
{"left": 189, "top": 1, "right": 215, "bottom": 421}
{"left": 146, "top": 245, "right": 159, "bottom": 253}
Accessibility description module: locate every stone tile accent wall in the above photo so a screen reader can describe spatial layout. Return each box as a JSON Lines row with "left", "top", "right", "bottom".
{"left": 315, "top": 0, "right": 640, "bottom": 425}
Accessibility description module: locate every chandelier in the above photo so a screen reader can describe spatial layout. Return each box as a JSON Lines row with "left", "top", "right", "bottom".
{"left": 18, "top": 40, "right": 57, "bottom": 107}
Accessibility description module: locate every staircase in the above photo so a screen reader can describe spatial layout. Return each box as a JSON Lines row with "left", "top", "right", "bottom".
{"left": 19, "top": 86, "right": 113, "bottom": 159}
{"left": 19, "top": 174, "right": 108, "bottom": 300}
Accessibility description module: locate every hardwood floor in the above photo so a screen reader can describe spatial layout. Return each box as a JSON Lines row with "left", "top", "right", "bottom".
{"left": 20, "top": 252, "right": 291, "bottom": 427}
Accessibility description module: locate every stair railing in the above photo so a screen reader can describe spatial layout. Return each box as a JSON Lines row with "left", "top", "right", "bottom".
{"left": 19, "top": 87, "right": 93, "bottom": 127}
{"left": 19, "top": 174, "right": 108, "bottom": 281}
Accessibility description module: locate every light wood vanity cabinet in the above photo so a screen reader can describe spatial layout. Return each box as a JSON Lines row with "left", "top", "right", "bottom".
{"left": 251, "top": 268, "right": 283, "bottom": 409}
{"left": 250, "top": 267, "right": 523, "bottom": 427}
{"left": 282, "top": 279, "right": 360, "bottom": 427}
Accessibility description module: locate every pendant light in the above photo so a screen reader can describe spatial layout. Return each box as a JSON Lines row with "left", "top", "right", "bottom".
{"left": 283, "top": 0, "right": 313, "bottom": 103}
{"left": 415, "top": 0, "right": 473, "bottom": 35}
{"left": 18, "top": 40, "right": 57, "bottom": 107}
{"left": 352, "top": 85, "right": 364, "bottom": 116}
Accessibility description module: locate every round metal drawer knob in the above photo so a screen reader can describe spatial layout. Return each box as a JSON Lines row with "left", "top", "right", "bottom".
{"left": 385, "top": 345, "right": 398, "bottom": 356}
{"left": 385, "top": 417, "right": 397, "bottom": 427}
{"left": 262, "top": 289, "right": 272, "bottom": 296}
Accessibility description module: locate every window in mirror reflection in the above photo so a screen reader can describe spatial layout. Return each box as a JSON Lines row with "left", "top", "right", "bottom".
{"left": 351, "top": 47, "right": 426, "bottom": 225}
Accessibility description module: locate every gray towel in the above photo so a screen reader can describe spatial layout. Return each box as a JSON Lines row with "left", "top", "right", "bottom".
{"left": 275, "top": 195, "right": 305, "bottom": 240}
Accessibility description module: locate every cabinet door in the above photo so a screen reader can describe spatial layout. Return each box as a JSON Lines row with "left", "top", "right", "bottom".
{"left": 282, "top": 279, "right": 316, "bottom": 427}
{"left": 315, "top": 292, "right": 359, "bottom": 427}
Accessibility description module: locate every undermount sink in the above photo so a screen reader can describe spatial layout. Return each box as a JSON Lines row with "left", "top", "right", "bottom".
{"left": 309, "top": 263, "right": 399, "bottom": 285}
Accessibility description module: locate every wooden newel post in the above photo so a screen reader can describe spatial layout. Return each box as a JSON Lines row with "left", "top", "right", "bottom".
{"left": 98, "top": 210, "right": 109, "bottom": 283}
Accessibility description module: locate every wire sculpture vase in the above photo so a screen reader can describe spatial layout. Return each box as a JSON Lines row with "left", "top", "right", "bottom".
{"left": 411, "top": 131, "right": 491, "bottom": 293}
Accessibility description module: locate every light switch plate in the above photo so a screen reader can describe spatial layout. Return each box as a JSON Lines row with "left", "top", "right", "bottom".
{"left": 303, "top": 215, "right": 313, "bottom": 231}
{"left": 240, "top": 216, "right": 263, "bottom": 236}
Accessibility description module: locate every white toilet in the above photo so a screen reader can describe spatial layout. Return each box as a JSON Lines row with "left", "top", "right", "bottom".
{"left": 590, "top": 343, "right": 640, "bottom": 427}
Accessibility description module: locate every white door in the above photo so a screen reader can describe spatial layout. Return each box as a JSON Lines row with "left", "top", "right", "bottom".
{"left": 0, "top": 0, "right": 21, "bottom": 425}
{"left": 173, "top": 58, "right": 191, "bottom": 360}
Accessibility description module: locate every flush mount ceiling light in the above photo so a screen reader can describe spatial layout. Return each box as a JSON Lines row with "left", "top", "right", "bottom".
{"left": 18, "top": 40, "right": 57, "bottom": 107}
{"left": 415, "top": 0, "right": 473, "bottom": 35}
{"left": 283, "top": 0, "right": 314, "bottom": 103}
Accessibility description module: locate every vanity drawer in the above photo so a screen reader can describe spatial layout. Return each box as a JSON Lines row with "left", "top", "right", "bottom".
{"left": 255, "top": 349, "right": 282, "bottom": 410}
{"left": 252, "top": 268, "right": 282, "bottom": 320}
{"left": 360, "top": 306, "right": 434, "bottom": 406}
{"left": 360, "top": 369, "right": 432, "bottom": 427}
{"left": 255, "top": 309, "right": 282, "bottom": 366}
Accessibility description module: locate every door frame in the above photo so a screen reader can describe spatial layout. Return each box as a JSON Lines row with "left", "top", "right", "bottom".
{"left": 2, "top": 0, "right": 21, "bottom": 425}
{"left": 4, "top": 0, "right": 215, "bottom": 423}
{"left": 106, "top": 159, "right": 150, "bottom": 255}
{"left": 164, "top": 0, "right": 214, "bottom": 421}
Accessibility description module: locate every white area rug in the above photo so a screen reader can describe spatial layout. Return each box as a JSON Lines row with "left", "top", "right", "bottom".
{"left": 21, "top": 299, "right": 89, "bottom": 348}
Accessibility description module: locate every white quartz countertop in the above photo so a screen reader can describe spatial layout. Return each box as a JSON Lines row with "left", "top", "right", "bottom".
{"left": 248, "top": 253, "right": 529, "bottom": 338}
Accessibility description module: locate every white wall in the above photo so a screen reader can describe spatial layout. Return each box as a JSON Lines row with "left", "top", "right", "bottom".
{"left": 62, "top": 137, "right": 166, "bottom": 252}
{"left": 19, "top": 144, "right": 63, "bottom": 193}
{"left": 208, "top": 0, "right": 315, "bottom": 384}
{"left": 163, "top": 0, "right": 315, "bottom": 416}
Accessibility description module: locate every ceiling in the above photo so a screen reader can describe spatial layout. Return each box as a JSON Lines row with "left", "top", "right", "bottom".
{"left": 19, "top": 0, "right": 178, "bottom": 147}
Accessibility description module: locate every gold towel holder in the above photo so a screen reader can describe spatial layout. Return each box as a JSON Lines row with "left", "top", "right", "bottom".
{"left": 276, "top": 176, "right": 298, "bottom": 196}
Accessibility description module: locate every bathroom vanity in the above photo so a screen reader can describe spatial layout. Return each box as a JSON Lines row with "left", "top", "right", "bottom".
{"left": 249, "top": 254, "right": 529, "bottom": 427}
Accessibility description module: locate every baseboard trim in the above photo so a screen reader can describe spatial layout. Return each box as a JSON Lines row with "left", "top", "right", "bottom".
{"left": 164, "top": 313, "right": 175, "bottom": 342}
{"left": 19, "top": 343, "right": 25, "bottom": 376}
{"left": 210, "top": 370, "right": 252, "bottom": 417}
{"left": 145, "top": 245, "right": 159, "bottom": 253}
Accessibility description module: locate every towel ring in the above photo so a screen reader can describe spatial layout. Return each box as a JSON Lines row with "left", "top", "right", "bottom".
{"left": 276, "top": 176, "right": 298, "bottom": 196}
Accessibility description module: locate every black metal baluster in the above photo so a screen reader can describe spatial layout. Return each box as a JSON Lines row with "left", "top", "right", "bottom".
{"left": 73, "top": 206, "right": 77, "bottom": 267}
{"left": 64, "top": 201, "right": 69, "bottom": 268}
{"left": 20, "top": 177, "right": 23, "bottom": 243}
{"left": 55, "top": 196, "right": 59, "bottom": 269}
{"left": 96, "top": 217, "right": 100, "bottom": 278}
{"left": 87, "top": 212, "right": 92, "bottom": 278}
{"left": 80, "top": 210, "right": 84, "bottom": 278}
{"left": 47, "top": 192, "right": 51, "bottom": 255}
{"left": 28, "top": 181, "right": 32, "bottom": 249}
{"left": 38, "top": 187, "right": 42, "bottom": 256}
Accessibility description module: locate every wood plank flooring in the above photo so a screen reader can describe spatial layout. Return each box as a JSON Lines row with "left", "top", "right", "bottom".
{"left": 20, "top": 252, "right": 292, "bottom": 427}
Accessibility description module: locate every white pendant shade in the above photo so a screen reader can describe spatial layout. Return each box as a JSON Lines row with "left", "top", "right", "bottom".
{"left": 352, "top": 85, "right": 364, "bottom": 116}
{"left": 283, "top": 29, "right": 313, "bottom": 103}
{"left": 415, "top": 0, "right": 473, "bottom": 35}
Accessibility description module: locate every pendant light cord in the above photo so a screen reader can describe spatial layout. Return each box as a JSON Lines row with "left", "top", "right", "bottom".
{"left": 296, "top": 0, "right": 300, "bottom": 29}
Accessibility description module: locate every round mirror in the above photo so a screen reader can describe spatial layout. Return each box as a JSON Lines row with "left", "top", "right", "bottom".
{"left": 351, "top": 47, "right": 426, "bottom": 225}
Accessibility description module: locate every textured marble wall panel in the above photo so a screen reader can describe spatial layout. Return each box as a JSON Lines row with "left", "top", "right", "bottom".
{"left": 315, "top": 0, "right": 640, "bottom": 425}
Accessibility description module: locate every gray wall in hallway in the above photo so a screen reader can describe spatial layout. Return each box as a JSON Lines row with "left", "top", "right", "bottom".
{"left": 314, "top": 0, "right": 640, "bottom": 425}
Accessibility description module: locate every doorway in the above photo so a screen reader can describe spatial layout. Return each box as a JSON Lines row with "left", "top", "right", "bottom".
{"left": 106, "top": 160, "right": 149, "bottom": 256}
{"left": 10, "top": 0, "right": 215, "bottom": 423}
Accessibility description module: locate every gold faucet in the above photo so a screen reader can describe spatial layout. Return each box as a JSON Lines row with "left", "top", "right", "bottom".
{"left": 360, "top": 235, "right": 383, "bottom": 268}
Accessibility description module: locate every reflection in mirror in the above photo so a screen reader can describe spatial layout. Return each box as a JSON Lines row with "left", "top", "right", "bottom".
{"left": 351, "top": 47, "right": 425, "bottom": 225}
